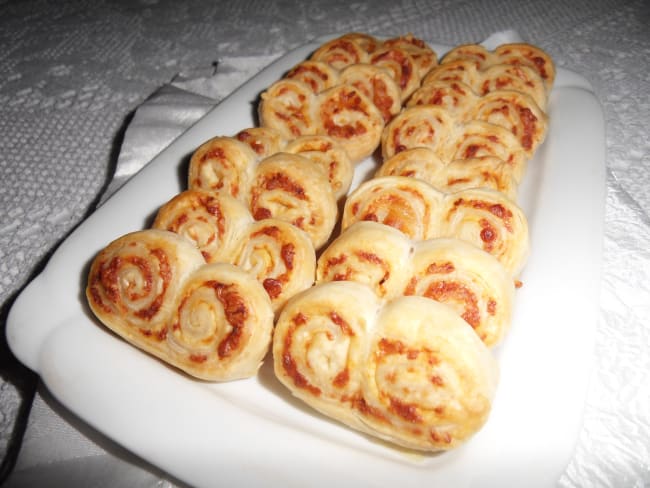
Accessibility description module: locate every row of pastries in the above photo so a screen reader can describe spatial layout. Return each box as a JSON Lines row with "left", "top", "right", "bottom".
{"left": 86, "top": 32, "right": 554, "bottom": 452}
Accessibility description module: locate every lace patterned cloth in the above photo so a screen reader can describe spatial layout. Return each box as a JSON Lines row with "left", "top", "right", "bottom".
{"left": 1, "top": 0, "right": 649, "bottom": 486}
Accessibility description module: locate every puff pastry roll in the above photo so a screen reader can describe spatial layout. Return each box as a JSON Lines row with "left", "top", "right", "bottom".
{"left": 406, "top": 80, "right": 478, "bottom": 119}
{"left": 449, "top": 121, "right": 527, "bottom": 183}
{"left": 152, "top": 190, "right": 253, "bottom": 263}
{"left": 249, "top": 152, "right": 337, "bottom": 250}
{"left": 273, "top": 281, "right": 382, "bottom": 430}
{"left": 273, "top": 281, "right": 499, "bottom": 451}
{"left": 466, "top": 90, "right": 548, "bottom": 156}
{"left": 494, "top": 43, "right": 556, "bottom": 90}
{"left": 188, "top": 136, "right": 257, "bottom": 201}
{"left": 310, "top": 35, "right": 370, "bottom": 70}
{"left": 369, "top": 46, "right": 420, "bottom": 102}
{"left": 439, "top": 188, "right": 529, "bottom": 277}
{"left": 316, "top": 221, "right": 414, "bottom": 300}
{"left": 422, "top": 59, "right": 481, "bottom": 88}
{"left": 285, "top": 60, "right": 340, "bottom": 94}
{"left": 381, "top": 105, "right": 455, "bottom": 161}
{"left": 479, "top": 64, "right": 548, "bottom": 111}
{"left": 87, "top": 231, "right": 273, "bottom": 381}
{"left": 440, "top": 44, "right": 494, "bottom": 70}
{"left": 342, "top": 176, "right": 444, "bottom": 241}
{"left": 87, "top": 229, "right": 205, "bottom": 342}
{"left": 315, "top": 84, "right": 384, "bottom": 163}
{"left": 284, "top": 134, "right": 354, "bottom": 200}
{"left": 234, "top": 218, "right": 316, "bottom": 314}
{"left": 405, "top": 238, "right": 515, "bottom": 347}
{"left": 258, "top": 78, "right": 317, "bottom": 139}
{"left": 375, "top": 147, "right": 447, "bottom": 184}
{"left": 435, "top": 157, "right": 519, "bottom": 200}
{"left": 338, "top": 32, "right": 380, "bottom": 54}
{"left": 339, "top": 63, "right": 402, "bottom": 123}
{"left": 165, "top": 262, "right": 274, "bottom": 380}
{"left": 234, "top": 126, "right": 287, "bottom": 160}
{"left": 360, "top": 295, "right": 498, "bottom": 450}
{"left": 383, "top": 34, "right": 438, "bottom": 79}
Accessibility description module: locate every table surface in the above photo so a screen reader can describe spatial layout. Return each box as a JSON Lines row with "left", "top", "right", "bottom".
{"left": 1, "top": 0, "right": 649, "bottom": 486}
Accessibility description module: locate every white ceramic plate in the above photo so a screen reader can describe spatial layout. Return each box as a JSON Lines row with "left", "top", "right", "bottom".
{"left": 7, "top": 36, "right": 605, "bottom": 487}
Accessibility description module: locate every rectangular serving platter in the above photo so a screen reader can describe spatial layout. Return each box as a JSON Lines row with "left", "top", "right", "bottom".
{"left": 7, "top": 35, "right": 606, "bottom": 487}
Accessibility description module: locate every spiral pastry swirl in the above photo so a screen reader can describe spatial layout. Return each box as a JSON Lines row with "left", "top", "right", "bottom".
{"left": 152, "top": 190, "right": 253, "bottom": 263}
{"left": 284, "top": 134, "right": 354, "bottom": 200}
{"left": 494, "top": 43, "right": 556, "bottom": 90}
{"left": 369, "top": 46, "right": 420, "bottom": 102}
{"left": 188, "top": 136, "right": 258, "bottom": 201}
{"left": 404, "top": 238, "right": 515, "bottom": 347}
{"left": 375, "top": 147, "right": 447, "bottom": 184}
{"left": 339, "top": 63, "right": 402, "bottom": 123}
{"left": 316, "top": 221, "right": 414, "bottom": 300}
{"left": 87, "top": 230, "right": 205, "bottom": 339}
{"left": 479, "top": 64, "right": 548, "bottom": 111}
{"left": 87, "top": 231, "right": 274, "bottom": 380}
{"left": 381, "top": 105, "right": 455, "bottom": 161}
{"left": 234, "top": 127, "right": 287, "bottom": 160}
{"left": 449, "top": 120, "right": 528, "bottom": 183}
{"left": 258, "top": 78, "right": 317, "bottom": 139}
{"left": 406, "top": 80, "right": 478, "bottom": 119}
{"left": 383, "top": 34, "right": 438, "bottom": 79}
{"left": 234, "top": 218, "right": 316, "bottom": 314}
{"left": 166, "top": 263, "right": 274, "bottom": 380}
{"left": 422, "top": 59, "right": 481, "bottom": 89}
{"left": 436, "top": 157, "right": 519, "bottom": 200}
{"left": 439, "top": 188, "right": 529, "bottom": 277}
{"left": 285, "top": 60, "right": 340, "bottom": 94}
{"left": 249, "top": 152, "right": 338, "bottom": 250}
{"left": 342, "top": 176, "right": 444, "bottom": 241}
{"left": 441, "top": 44, "right": 493, "bottom": 70}
{"left": 315, "top": 84, "right": 384, "bottom": 163}
{"left": 467, "top": 89, "right": 548, "bottom": 156}
{"left": 310, "top": 36, "right": 370, "bottom": 70}
{"left": 273, "top": 281, "right": 499, "bottom": 452}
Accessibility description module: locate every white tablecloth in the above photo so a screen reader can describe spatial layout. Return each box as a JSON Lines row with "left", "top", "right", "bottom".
{"left": 1, "top": 1, "right": 649, "bottom": 486}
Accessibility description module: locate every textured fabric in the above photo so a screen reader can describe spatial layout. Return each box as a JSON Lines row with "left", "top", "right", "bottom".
{"left": 1, "top": 0, "right": 649, "bottom": 486}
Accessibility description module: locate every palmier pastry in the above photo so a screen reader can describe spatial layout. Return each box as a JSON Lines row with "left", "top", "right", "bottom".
{"left": 165, "top": 262, "right": 274, "bottom": 381}
{"left": 339, "top": 32, "right": 380, "bottom": 54}
{"left": 285, "top": 60, "right": 340, "bottom": 94}
{"left": 87, "top": 230, "right": 274, "bottom": 381}
{"left": 234, "top": 126, "right": 287, "bottom": 160}
{"left": 382, "top": 34, "right": 438, "bottom": 79}
{"left": 449, "top": 120, "right": 528, "bottom": 183}
{"left": 434, "top": 157, "right": 519, "bottom": 200}
{"left": 188, "top": 136, "right": 257, "bottom": 201}
{"left": 422, "top": 59, "right": 481, "bottom": 88}
{"left": 248, "top": 152, "right": 338, "bottom": 250}
{"left": 342, "top": 176, "right": 444, "bottom": 241}
{"left": 381, "top": 105, "right": 455, "bottom": 161}
{"left": 316, "top": 221, "right": 414, "bottom": 300}
{"left": 284, "top": 134, "right": 354, "bottom": 200}
{"left": 479, "top": 64, "right": 548, "bottom": 111}
{"left": 234, "top": 218, "right": 316, "bottom": 314}
{"left": 406, "top": 80, "right": 478, "bottom": 119}
{"left": 258, "top": 78, "right": 317, "bottom": 139}
{"left": 440, "top": 44, "right": 494, "bottom": 70}
{"left": 466, "top": 89, "right": 548, "bottom": 156}
{"left": 375, "top": 147, "right": 447, "bottom": 184}
{"left": 439, "top": 188, "right": 529, "bottom": 277}
{"left": 494, "top": 43, "right": 556, "bottom": 90}
{"left": 369, "top": 46, "right": 420, "bottom": 102}
{"left": 152, "top": 189, "right": 253, "bottom": 263}
{"left": 404, "top": 238, "right": 515, "bottom": 347}
{"left": 315, "top": 84, "right": 384, "bottom": 163}
{"left": 273, "top": 281, "right": 499, "bottom": 451}
{"left": 310, "top": 35, "right": 370, "bottom": 70}
{"left": 339, "top": 63, "right": 402, "bottom": 123}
